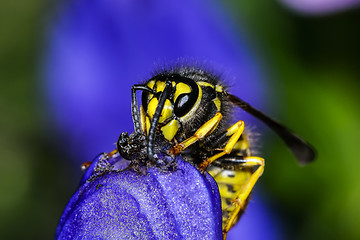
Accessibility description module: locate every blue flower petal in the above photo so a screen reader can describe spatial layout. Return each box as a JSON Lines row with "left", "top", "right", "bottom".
{"left": 56, "top": 154, "right": 222, "bottom": 239}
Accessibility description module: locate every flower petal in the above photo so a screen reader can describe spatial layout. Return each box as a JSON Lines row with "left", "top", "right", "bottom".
{"left": 56, "top": 154, "right": 222, "bottom": 239}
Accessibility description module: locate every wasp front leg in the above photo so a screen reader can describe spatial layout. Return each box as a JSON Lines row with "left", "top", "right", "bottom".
{"left": 198, "top": 120, "right": 245, "bottom": 172}
{"left": 170, "top": 112, "right": 223, "bottom": 155}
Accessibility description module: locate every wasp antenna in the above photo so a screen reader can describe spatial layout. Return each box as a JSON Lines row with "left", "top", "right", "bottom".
{"left": 131, "top": 85, "right": 154, "bottom": 134}
{"left": 147, "top": 80, "right": 172, "bottom": 161}
{"left": 226, "top": 94, "right": 316, "bottom": 165}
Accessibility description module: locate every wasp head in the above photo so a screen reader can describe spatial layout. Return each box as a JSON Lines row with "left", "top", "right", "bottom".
{"left": 140, "top": 74, "right": 204, "bottom": 142}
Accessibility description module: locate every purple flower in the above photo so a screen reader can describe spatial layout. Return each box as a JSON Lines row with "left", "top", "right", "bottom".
{"left": 280, "top": 0, "right": 360, "bottom": 15}
{"left": 46, "top": 0, "right": 280, "bottom": 239}
{"left": 56, "top": 153, "right": 222, "bottom": 239}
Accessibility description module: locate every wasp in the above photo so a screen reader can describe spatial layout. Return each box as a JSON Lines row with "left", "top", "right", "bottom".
{"left": 116, "top": 65, "right": 315, "bottom": 239}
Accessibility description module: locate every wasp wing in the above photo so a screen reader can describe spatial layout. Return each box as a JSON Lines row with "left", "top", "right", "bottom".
{"left": 227, "top": 94, "right": 316, "bottom": 165}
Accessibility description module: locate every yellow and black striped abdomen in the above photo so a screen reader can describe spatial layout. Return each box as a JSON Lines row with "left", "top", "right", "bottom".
{"left": 207, "top": 133, "right": 257, "bottom": 230}
{"left": 208, "top": 163, "right": 252, "bottom": 228}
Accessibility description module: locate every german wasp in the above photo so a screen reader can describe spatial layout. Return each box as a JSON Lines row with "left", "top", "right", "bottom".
{"left": 116, "top": 65, "right": 315, "bottom": 239}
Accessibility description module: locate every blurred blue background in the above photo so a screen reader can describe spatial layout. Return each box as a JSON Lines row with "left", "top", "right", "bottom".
{"left": 1, "top": 0, "right": 360, "bottom": 239}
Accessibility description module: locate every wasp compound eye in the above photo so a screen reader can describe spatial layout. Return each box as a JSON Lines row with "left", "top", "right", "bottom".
{"left": 174, "top": 93, "right": 196, "bottom": 117}
{"left": 173, "top": 77, "right": 200, "bottom": 117}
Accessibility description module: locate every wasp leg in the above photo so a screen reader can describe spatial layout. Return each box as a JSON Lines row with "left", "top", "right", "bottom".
{"left": 198, "top": 120, "right": 245, "bottom": 172}
{"left": 170, "top": 112, "right": 223, "bottom": 155}
{"left": 107, "top": 149, "right": 118, "bottom": 158}
{"left": 222, "top": 156, "right": 264, "bottom": 240}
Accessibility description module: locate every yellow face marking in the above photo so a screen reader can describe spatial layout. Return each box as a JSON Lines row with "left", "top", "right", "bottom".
{"left": 161, "top": 119, "right": 180, "bottom": 141}
{"left": 213, "top": 97, "right": 221, "bottom": 111}
{"left": 140, "top": 105, "right": 146, "bottom": 133}
{"left": 145, "top": 116, "right": 151, "bottom": 135}
{"left": 215, "top": 85, "right": 224, "bottom": 93}
{"left": 146, "top": 80, "right": 155, "bottom": 99}
{"left": 147, "top": 98, "right": 174, "bottom": 123}
{"left": 155, "top": 81, "right": 166, "bottom": 92}
{"left": 174, "top": 82, "right": 191, "bottom": 103}
{"left": 147, "top": 80, "right": 155, "bottom": 89}
{"left": 159, "top": 99, "right": 173, "bottom": 123}
{"left": 149, "top": 93, "right": 154, "bottom": 99}
{"left": 197, "top": 81, "right": 215, "bottom": 88}
{"left": 147, "top": 98, "right": 159, "bottom": 119}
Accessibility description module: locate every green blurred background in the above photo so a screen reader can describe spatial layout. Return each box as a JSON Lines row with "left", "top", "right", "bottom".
{"left": 1, "top": 1, "right": 360, "bottom": 239}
